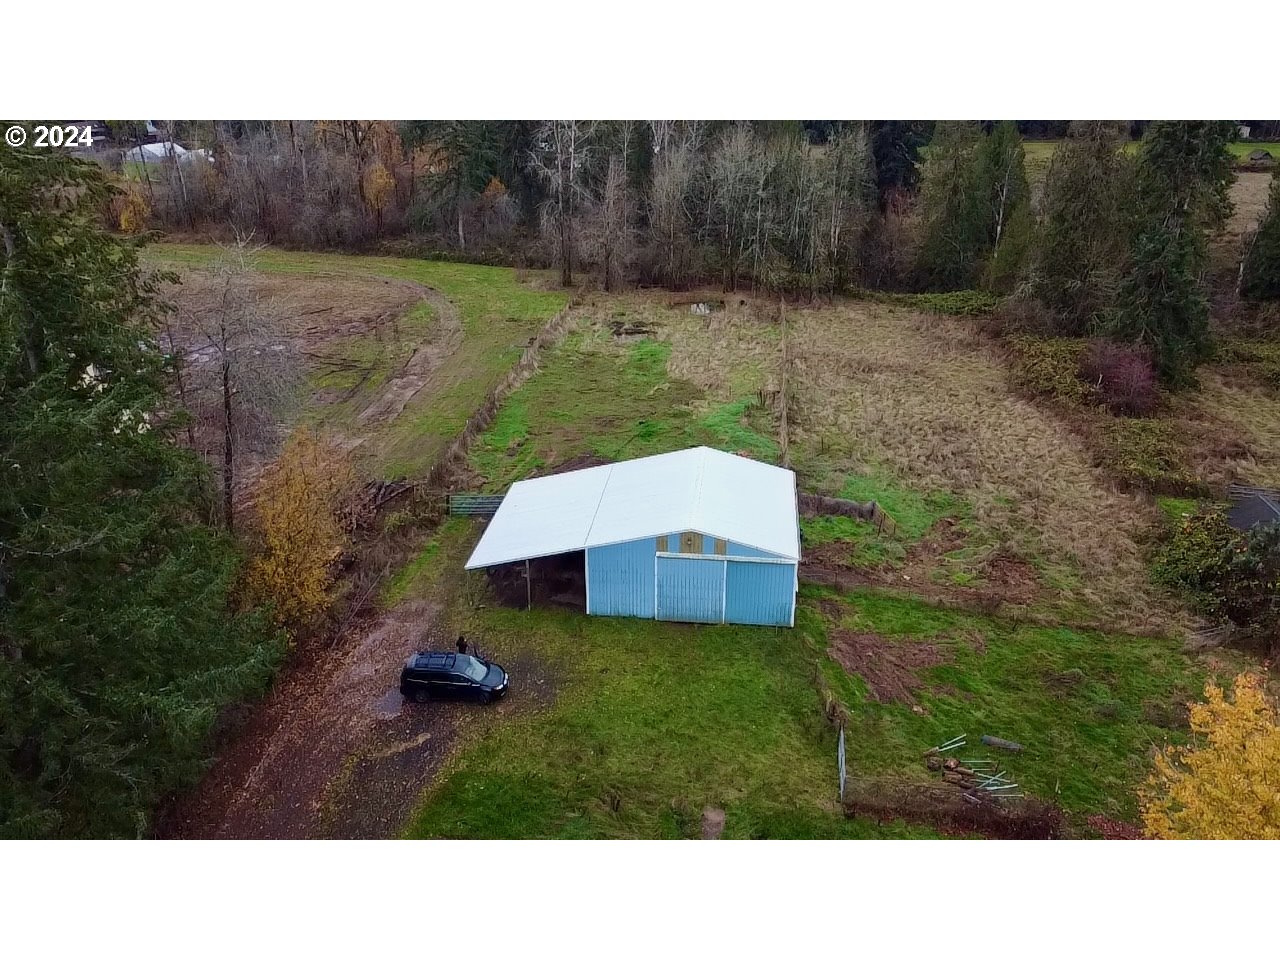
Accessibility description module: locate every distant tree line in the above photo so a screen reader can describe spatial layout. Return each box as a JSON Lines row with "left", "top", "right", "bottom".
{"left": 123, "top": 120, "right": 932, "bottom": 293}
{"left": 125, "top": 119, "right": 1279, "bottom": 385}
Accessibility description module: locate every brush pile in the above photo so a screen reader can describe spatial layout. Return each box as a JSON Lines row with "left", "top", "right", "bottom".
{"left": 923, "top": 735, "right": 1024, "bottom": 803}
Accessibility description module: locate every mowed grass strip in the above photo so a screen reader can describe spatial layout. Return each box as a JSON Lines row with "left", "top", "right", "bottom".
{"left": 468, "top": 324, "right": 778, "bottom": 491}
{"left": 144, "top": 243, "right": 568, "bottom": 478}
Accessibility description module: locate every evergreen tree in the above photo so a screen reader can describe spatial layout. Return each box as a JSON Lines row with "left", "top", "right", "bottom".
{"left": 974, "top": 121, "right": 1032, "bottom": 292}
{"left": 1110, "top": 120, "right": 1235, "bottom": 383}
{"left": 1241, "top": 172, "right": 1280, "bottom": 300}
{"left": 1, "top": 136, "right": 282, "bottom": 837}
{"left": 869, "top": 120, "right": 931, "bottom": 203}
{"left": 1033, "top": 121, "right": 1137, "bottom": 334}
{"left": 915, "top": 121, "right": 986, "bottom": 290}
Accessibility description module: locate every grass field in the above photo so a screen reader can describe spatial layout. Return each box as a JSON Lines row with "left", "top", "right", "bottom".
{"left": 803, "top": 586, "right": 1195, "bottom": 819}
{"left": 144, "top": 243, "right": 567, "bottom": 479}
{"left": 397, "top": 305, "right": 933, "bottom": 837}
{"left": 404, "top": 530, "right": 938, "bottom": 839}
{"left": 1020, "top": 139, "right": 1277, "bottom": 183}
{"left": 788, "top": 301, "right": 1180, "bottom": 633}
{"left": 391, "top": 291, "right": 1205, "bottom": 838}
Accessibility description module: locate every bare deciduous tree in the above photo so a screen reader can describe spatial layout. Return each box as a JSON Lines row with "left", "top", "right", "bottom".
{"left": 648, "top": 144, "right": 697, "bottom": 289}
{"left": 585, "top": 156, "right": 634, "bottom": 291}
{"left": 182, "top": 235, "right": 301, "bottom": 532}
{"left": 529, "top": 120, "right": 596, "bottom": 287}
{"left": 818, "top": 125, "right": 875, "bottom": 292}
{"left": 709, "top": 124, "right": 768, "bottom": 290}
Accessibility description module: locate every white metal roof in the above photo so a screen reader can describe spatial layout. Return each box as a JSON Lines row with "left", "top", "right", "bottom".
{"left": 464, "top": 447, "right": 799, "bottom": 569}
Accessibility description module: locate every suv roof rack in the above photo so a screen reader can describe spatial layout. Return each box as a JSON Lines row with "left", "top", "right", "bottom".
{"left": 418, "top": 652, "right": 456, "bottom": 668}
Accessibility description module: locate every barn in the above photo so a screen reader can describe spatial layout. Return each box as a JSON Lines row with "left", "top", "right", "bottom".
{"left": 464, "top": 447, "right": 800, "bottom": 627}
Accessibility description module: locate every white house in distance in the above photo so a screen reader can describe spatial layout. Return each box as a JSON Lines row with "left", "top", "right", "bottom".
{"left": 123, "top": 141, "right": 212, "bottom": 164}
{"left": 465, "top": 447, "right": 801, "bottom": 627}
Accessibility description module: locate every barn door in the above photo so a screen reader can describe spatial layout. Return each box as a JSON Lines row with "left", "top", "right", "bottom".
{"left": 655, "top": 556, "right": 726, "bottom": 624}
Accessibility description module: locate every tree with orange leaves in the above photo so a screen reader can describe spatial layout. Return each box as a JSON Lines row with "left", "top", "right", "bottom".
{"left": 1141, "top": 673, "right": 1280, "bottom": 839}
{"left": 244, "top": 428, "right": 356, "bottom": 636}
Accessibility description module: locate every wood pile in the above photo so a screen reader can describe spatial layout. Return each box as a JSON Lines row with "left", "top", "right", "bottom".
{"left": 923, "top": 735, "right": 1024, "bottom": 802}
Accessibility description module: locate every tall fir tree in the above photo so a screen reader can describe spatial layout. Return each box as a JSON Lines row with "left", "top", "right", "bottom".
{"left": 869, "top": 120, "right": 931, "bottom": 204}
{"left": 1110, "top": 120, "right": 1235, "bottom": 383}
{"left": 1240, "top": 171, "right": 1280, "bottom": 301}
{"left": 974, "top": 121, "right": 1032, "bottom": 292}
{"left": 915, "top": 121, "right": 986, "bottom": 290}
{"left": 1, "top": 135, "right": 282, "bottom": 837}
{"left": 1033, "top": 121, "right": 1137, "bottom": 334}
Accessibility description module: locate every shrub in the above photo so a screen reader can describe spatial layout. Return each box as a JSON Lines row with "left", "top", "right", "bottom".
{"left": 1151, "top": 509, "right": 1236, "bottom": 613}
{"left": 1240, "top": 172, "right": 1280, "bottom": 301}
{"left": 1096, "top": 417, "right": 1200, "bottom": 494}
{"left": 867, "top": 289, "right": 1000, "bottom": 316}
{"left": 1152, "top": 512, "right": 1280, "bottom": 646}
{"left": 991, "top": 293, "right": 1061, "bottom": 336}
{"left": 1078, "top": 339, "right": 1160, "bottom": 416}
{"left": 1218, "top": 523, "right": 1280, "bottom": 643}
{"left": 1005, "top": 335, "right": 1093, "bottom": 404}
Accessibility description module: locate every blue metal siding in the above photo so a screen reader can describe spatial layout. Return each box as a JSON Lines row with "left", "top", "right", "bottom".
{"left": 726, "top": 541, "right": 779, "bottom": 559}
{"left": 656, "top": 556, "right": 724, "bottom": 623}
{"left": 585, "top": 534, "right": 796, "bottom": 627}
{"left": 724, "top": 561, "right": 796, "bottom": 626}
{"left": 586, "top": 539, "right": 657, "bottom": 618}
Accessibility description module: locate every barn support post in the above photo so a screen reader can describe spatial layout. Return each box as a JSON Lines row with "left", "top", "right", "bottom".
{"left": 526, "top": 558, "right": 531, "bottom": 611}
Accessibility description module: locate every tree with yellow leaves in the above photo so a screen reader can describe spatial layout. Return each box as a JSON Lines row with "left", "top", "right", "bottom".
{"left": 117, "top": 183, "right": 150, "bottom": 234}
{"left": 1141, "top": 673, "right": 1280, "bottom": 839}
{"left": 363, "top": 162, "right": 396, "bottom": 234}
{"left": 244, "top": 428, "right": 356, "bottom": 636}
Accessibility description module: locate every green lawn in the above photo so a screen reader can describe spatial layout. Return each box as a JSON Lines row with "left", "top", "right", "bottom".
{"left": 144, "top": 243, "right": 568, "bottom": 478}
{"left": 801, "top": 586, "right": 1199, "bottom": 821}
{"left": 1228, "top": 141, "right": 1280, "bottom": 160}
{"left": 467, "top": 327, "right": 776, "bottom": 492}
{"left": 402, "top": 522, "right": 935, "bottom": 839}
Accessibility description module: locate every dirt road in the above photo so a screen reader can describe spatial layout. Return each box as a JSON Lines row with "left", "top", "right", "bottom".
{"left": 160, "top": 601, "right": 465, "bottom": 839}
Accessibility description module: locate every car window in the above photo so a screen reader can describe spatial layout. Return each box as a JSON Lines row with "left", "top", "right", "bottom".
{"left": 455, "top": 656, "right": 488, "bottom": 682}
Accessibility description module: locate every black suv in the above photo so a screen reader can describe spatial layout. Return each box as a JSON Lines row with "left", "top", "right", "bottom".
{"left": 399, "top": 651, "right": 509, "bottom": 704}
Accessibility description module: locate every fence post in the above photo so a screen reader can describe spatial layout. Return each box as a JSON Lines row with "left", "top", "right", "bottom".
{"left": 779, "top": 297, "right": 790, "bottom": 468}
{"left": 838, "top": 725, "right": 847, "bottom": 804}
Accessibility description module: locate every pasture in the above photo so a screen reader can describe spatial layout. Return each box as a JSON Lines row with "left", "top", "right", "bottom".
{"left": 148, "top": 233, "right": 1279, "bottom": 839}
{"left": 393, "top": 291, "right": 1229, "bottom": 837}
